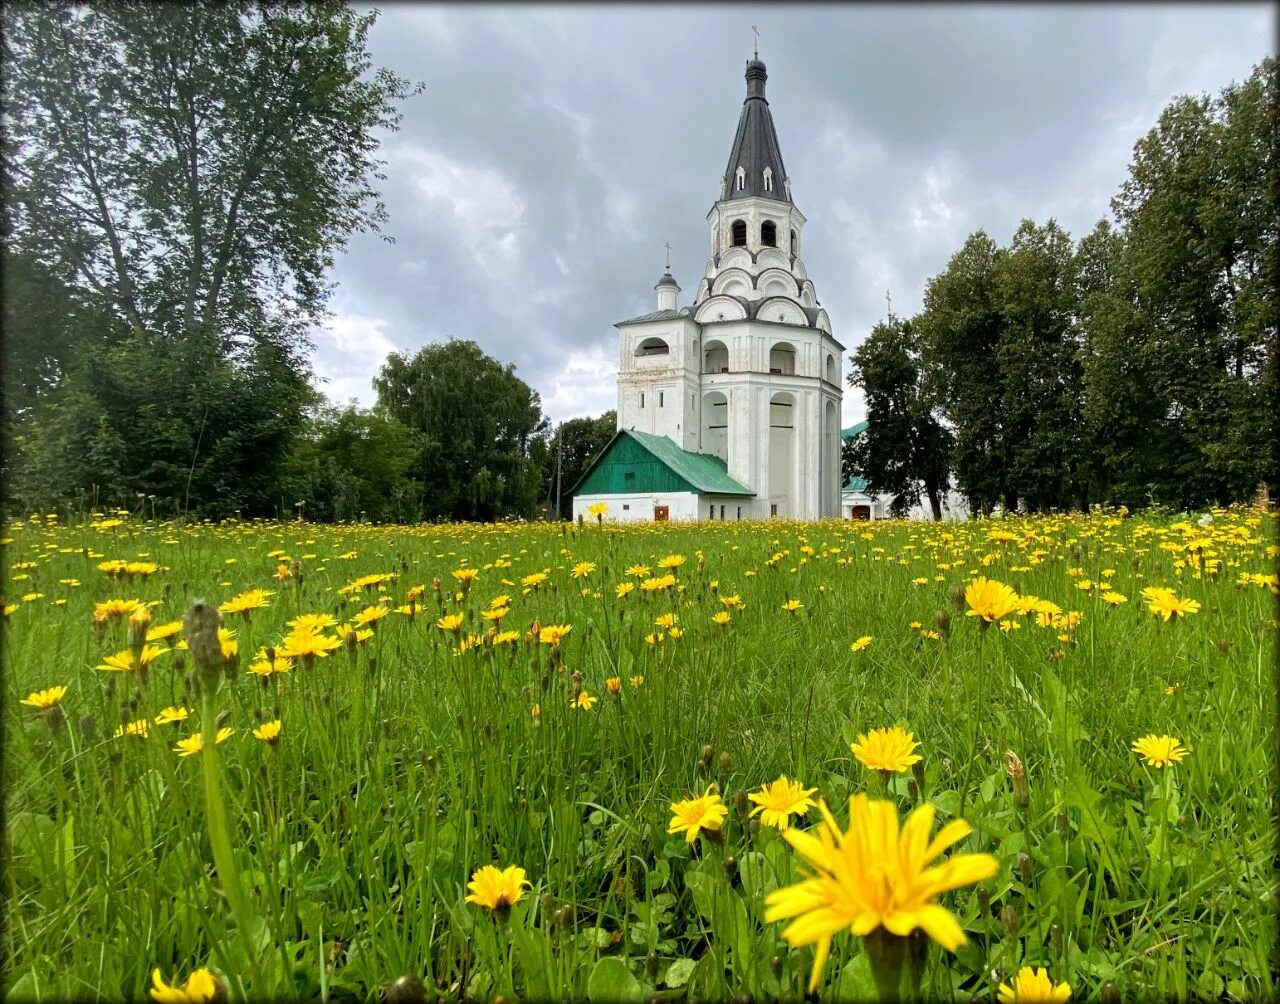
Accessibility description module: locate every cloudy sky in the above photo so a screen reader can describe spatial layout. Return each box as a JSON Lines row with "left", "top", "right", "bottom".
{"left": 316, "top": 3, "right": 1273, "bottom": 427}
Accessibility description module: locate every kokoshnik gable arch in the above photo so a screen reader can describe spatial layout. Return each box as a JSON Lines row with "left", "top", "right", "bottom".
{"left": 572, "top": 53, "right": 844, "bottom": 524}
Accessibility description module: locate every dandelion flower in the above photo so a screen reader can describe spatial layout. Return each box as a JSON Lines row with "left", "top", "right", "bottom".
{"left": 572, "top": 690, "right": 597, "bottom": 710}
{"left": 571, "top": 561, "right": 596, "bottom": 579}
{"left": 465, "top": 864, "right": 529, "bottom": 912}
{"left": 851, "top": 726, "right": 922, "bottom": 773}
{"left": 173, "top": 727, "right": 235, "bottom": 757}
{"left": 997, "top": 966, "right": 1072, "bottom": 1003}
{"left": 764, "top": 794, "right": 998, "bottom": 992}
{"left": 1131, "top": 734, "right": 1189, "bottom": 768}
{"left": 964, "top": 577, "right": 1020, "bottom": 622}
{"left": 253, "top": 720, "right": 282, "bottom": 745}
{"left": 219, "top": 589, "right": 273, "bottom": 616}
{"left": 748, "top": 775, "right": 818, "bottom": 831}
{"left": 436, "top": 613, "right": 465, "bottom": 634}
{"left": 711, "top": 610, "right": 732, "bottom": 626}
{"left": 615, "top": 581, "right": 635, "bottom": 599}
{"left": 850, "top": 636, "right": 872, "bottom": 652}
{"left": 20, "top": 685, "right": 67, "bottom": 710}
{"left": 781, "top": 599, "right": 803, "bottom": 613}
{"left": 149, "top": 966, "right": 223, "bottom": 1003}
{"left": 1140, "top": 587, "right": 1200, "bottom": 621}
{"left": 154, "top": 706, "right": 190, "bottom": 725}
{"left": 539, "top": 623, "right": 572, "bottom": 646}
{"left": 97, "top": 645, "right": 168, "bottom": 673}
{"left": 668, "top": 786, "right": 728, "bottom": 843}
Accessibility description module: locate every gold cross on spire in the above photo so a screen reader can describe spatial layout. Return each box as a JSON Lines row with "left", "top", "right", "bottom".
{"left": 751, "top": 25, "right": 759, "bottom": 58}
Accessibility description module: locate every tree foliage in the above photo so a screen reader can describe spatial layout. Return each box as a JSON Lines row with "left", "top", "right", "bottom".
{"left": 847, "top": 318, "right": 952, "bottom": 518}
{"left": 375, "top": 340, "right": 551, "bottom": 522}
{"left": 550, "top": 410, "right": 617, "bottom": 519}
{"left": 875, "top": 57, "right": 1276, "bottom": 515}
{"left": 2, "top": 3, "right": 417, "bottom": 515}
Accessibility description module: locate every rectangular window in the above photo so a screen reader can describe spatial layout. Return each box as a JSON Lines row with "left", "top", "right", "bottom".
{"left": 640, "top": 392, "right": 645, "bottom": 408}
{"left": 624, "top": 471, "right": 636, "bottom": 486}
{"left": 720, "top": 505, "right": 725, "bottom": 520}
{"left": 622, "top": 504, "right": 630, "bottom": 511}
{"left": 709, "top": 505, "right": 714, "bottom": 520}
{"left": 737, "top": 506, "right": 742, "bottom": 520}
{"left": 659, "top": 391, "right": 664, "bottom": 408}
{"left": 770, "top": 504, "right": 778, "bottom": 517}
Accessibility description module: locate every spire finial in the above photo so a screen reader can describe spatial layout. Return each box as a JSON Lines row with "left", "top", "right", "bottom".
{"left": 751, "top": 24, "right": 759, "bottom": 59}
{"left": 664, "top": 242, "right": 671, "bottom": 271}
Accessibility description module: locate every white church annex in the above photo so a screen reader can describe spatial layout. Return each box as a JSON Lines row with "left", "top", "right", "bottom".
{"left": 571, "top": 54, "right": 843, "bottom": 523}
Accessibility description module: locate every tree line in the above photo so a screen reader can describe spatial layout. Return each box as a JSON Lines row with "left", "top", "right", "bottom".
{"left": 2, "top": 3, "right": 615, "bottom": 523}
{"left": 847, "top": 57, "right": 1276, "bottom": 517}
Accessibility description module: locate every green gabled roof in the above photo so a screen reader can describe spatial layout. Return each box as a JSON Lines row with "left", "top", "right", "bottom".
{"left": 571, "top": 429, "right": 755, "bottom": 498}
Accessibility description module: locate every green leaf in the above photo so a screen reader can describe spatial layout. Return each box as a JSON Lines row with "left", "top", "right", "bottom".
{"left": 836, "top": 953, "right": 877, "bottom": 1000}
{"left": 587, "top": 957, "right": 642, "bottom": 1003}
{"left": 664, "top": 958, "right": 696, "bottom": 989}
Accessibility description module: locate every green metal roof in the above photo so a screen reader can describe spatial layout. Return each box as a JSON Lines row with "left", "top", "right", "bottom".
{"left": 571, "top": 430, "right": 755, "bottom": 498}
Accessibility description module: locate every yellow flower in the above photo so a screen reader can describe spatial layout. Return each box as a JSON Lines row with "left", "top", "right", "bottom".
{"left": 173, "top": 727, "right": 235, "bottom": 757}
{"left": 286, "top": 612, "right": 337, "bottom": 633}
{"left": 149, "top": 966, "right": 223, "bottom": 1003}
{"left": 147, "top": 620, "right": 184, "bottom": 644}
{"left": 247, "top": 653, "right": 293, "bottom": 677}
{"left": 115, "top": 717, "right": 151, "bottom": 739}
{"left": 764, "top": 794, "right": 999, "bottom": 993}
{"left": 253, "top": 720, "right": 282, "bottom": 745}
{"left": 94, "top": 597, "right": 142, "bottom": 621}
{"left": 655, "top": 612, "right": 678, "bottom": 629}
{"left": 851, "top": 726, "right": 922, "bottom": 773}
{"left": 521, "top": 571, "right": 548, "bottom": 588}
{"left": 626, "top": 563, "right": 651, "bottom": 578}
{"left": 572, "top": 690, "right": 597, "bottom": 710}
{"left": 481, "top": 606, "right": 510, "bottom": 622}
{"left": 491, "top": 629, "right": 520, "bottom": 646}
{"left": 781, "top": 599, "right": 803, "bottom": 613}
{"left": 629, "top": 675, "right": 645, "bottom": 688}
{"left": 711, "top": 610, "right": 732, "bottom": 626}
{"left": 615, "top": 581, "right": 635, "bottom": 599}
{"left": 964, "top": 577, "right": 1020, "bottom": 622}
{"left": 352, "top": 604, "right": 390, "bottom": 628}
{"left": 850, "top": 635, "right": 872, "bottom": 652}
{"left": 658, "top": 553, "right": 686, "bottom": 570}
{"left": 748, "top": 775, "right": 818, "bottom": 831}
{"left": 997, "top": 966, "right": 1073, "bottom": 1003}
{"left": 465, "top": 864, "right": 529, "bottom": 911}
{"left": 1101, "top": 591, "right": 1127, "bottom": 606}
{"left": 97, "top": 645, "right": 168, "bottom": 673}
{"left": 668, "top": 785, "right": 728, "bottom": 843}
{"left": 335, "top": 623, "right": 375, "bottom": 646}
{"left": 571, "top": 561, "right": 596, "bottom": 579}
{"left": 154, "top": 706, "right": 190, "bottom": 725}
{"left": 20, "top": 685, "right": 67, "bottom": 710}
{"left": 606, "top": 676, "right": 623, "bottom": 695}
{"left": 436, "top": 613, "right": 465, "bottom": 633}
{"left": 452, "top": 567, "right": 480, "bottom": 585}
{"left": 1140, "top": 586, "right": 1201, "bottom": 620}
{"left": 539, "top": 623, "right": 573, "bottom": 646}
{"left": 219, "top": 588, "right": 273, "bottom": 616}
{"left": 1131, "top": 734, "right": 1189, "bottom": 768}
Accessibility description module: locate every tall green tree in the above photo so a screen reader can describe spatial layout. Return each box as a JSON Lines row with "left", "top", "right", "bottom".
{"left": 550, "top": 410, "right": 617, "bottom": 519}
{"left": 992, "top": 219, "right": 1088, "bottom": 512}
{"left": 2, "top": 3, "right": 418, "bottom": 514}
{"left": 279, "top": 405, "right": 424, "bottom": 523}
{"left": 375, "top": 340, "right": 550, "bottom": 521}
{"left": 1106, "top": 57, "right": 1277, "bottom": 504}
{"left": 915, "top": 231, "right": 1012, "bottom": 514}
{"left": 847, "top": 317, "right": 953, "bottom": 519}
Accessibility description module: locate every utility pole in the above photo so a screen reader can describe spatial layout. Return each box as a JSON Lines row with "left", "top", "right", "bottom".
{"left": 554, "top": 425, "right": 564, "bottom": 520}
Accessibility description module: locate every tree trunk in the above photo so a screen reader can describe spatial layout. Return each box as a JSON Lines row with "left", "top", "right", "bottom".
{"left": 926, "top": 482, "right": 943, "bottom": 521}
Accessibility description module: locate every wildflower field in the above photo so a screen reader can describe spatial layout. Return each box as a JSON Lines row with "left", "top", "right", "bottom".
{"left": 4, "top": 505, "right": 1277, "bottom": 1003}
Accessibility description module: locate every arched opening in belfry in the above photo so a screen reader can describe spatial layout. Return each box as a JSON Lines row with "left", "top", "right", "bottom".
{"left": 761, "top": 221, "right": 777, "bottom": 247}
{"left": 769, "top": 391, "right": 796, "bottom": 517}
{"left": 769, "top": 342, "right": 796, "bottom": 376}
{"left": 731, "top": 219, "right": 747, "bottom": 247}
{"left": 701, "top": 391, "right": 729, "bottom": 462}
{"left": 636, "top": 337, "right": 670, "bottom": 356}
{"left": 703, "top": 339, "right": 729, "bottom": 374}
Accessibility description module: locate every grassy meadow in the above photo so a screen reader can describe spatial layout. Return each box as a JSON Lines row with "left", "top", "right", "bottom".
{"left": 3, "top": 505, "right": 1277, "bottom": 1002}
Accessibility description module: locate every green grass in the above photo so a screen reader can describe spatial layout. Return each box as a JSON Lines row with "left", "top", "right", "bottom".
{"left": 3, "top": 505, "right": 1277, "bottom": 1001}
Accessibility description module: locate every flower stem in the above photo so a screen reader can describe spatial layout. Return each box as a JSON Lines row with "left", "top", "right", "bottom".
{"left": 201, "top": 689, "right": 265, "bottom": 995}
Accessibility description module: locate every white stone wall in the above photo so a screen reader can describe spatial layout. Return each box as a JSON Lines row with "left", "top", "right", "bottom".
{"left": 573, "top": 492, "right": 767, "bottom": 524}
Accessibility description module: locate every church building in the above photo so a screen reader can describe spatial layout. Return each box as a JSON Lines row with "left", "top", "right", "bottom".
{"left": 571, "top": 54, "right": 844, "bottom": 522}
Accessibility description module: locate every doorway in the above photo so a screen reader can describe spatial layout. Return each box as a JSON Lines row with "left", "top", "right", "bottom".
{"left": 654, "top": 505, "right": 669, "bottom": 521}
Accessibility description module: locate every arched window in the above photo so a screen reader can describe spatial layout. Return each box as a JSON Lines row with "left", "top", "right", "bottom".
{"left": 763, "top": 167, "right": 774, "bottom": 192}
{"left": 761, "top": 221, "right": 777, "bottom": 247}
{"left": 790, "top": 229, "right": 798, "bottom": 252}
{"left": 735, "top": 166, "right": 745, "bottom": 191}
{"left": 731, "top": 219, "right": 747, "bottom": 247}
